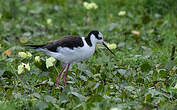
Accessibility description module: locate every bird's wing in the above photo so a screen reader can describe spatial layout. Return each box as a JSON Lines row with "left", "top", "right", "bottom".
{"left": 26, "top": 36, "right": 84, "bottom": 52}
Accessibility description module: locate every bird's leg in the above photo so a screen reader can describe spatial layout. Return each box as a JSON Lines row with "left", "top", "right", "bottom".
{"left": 56, "top": 64, "right": 67, "bottom": 84}
{"left": 63, "top": 64, "right": 70, "bottom": 86}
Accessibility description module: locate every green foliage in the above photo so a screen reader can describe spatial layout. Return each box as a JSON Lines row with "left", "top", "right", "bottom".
{"left": 0, "top": 0, "right": 177, "bottom": 109}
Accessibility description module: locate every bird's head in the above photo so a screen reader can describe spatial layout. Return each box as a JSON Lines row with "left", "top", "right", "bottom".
{"left": 88, "top": 30, "right": 115, "bottom": 56}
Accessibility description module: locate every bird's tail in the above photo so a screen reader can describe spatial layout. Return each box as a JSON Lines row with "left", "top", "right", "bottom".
{"left": 25, "top": 44, "right": 45, "bottom": 49}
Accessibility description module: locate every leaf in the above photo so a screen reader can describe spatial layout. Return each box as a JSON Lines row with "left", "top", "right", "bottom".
{"left": 87, "top": 94, "right": 103, "bottom": 104}
{"left": 118, "top": 42, "right": 125, "bottom": 48}
{"left": 71, "top": 92, "right": 85, "bottom": 101}
{"left": 33, "top": 93, "right": 41, "bottom": 99}
{"left": 34, "top": 59, "right": 48, "bottom": 71}
{"left": 44, "top": 95, "right": 57, "bottom": 104}
{"left": 141, "top": 61, "right": 151, "bottom": 72}
{"left": 158, "top": 69, "right": 168, "bottom": 78}
{"left": 79, "top": 75, "right": 87, "bottom": 81}
{"left": 92, "top": 83, "right": 100, "bottom": 90}
{"left": 136, "top": 77, "right": 144, "bottom": 83}
{"left": 118, "top": 69, "right": 126, "bottom": 75}
{"left": 2, "top": 71, "right": 13, "bottom": 79}
{"left": 142, "top": 15, "right": 150, "bottom": 24}
{"left": 35, "top": 101, "right": 48, "bottom": 110}
{"left": 145, "top": 93, "right": 152, "bottom": 102}
{"left": 154, "top": 35, "right": 164, "bottom": 44}
{"left": 0, "top": 70, "right": 5, "bottom": 76}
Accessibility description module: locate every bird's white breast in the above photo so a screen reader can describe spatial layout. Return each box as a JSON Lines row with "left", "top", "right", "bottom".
{"left": 46, "top": 37, "right": 95, "bottom": 64}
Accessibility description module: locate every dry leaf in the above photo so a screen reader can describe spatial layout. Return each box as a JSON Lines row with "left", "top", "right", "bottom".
{"left": 170, "top": 70, "right": 176, "bottom": 76}
{"left": 131, "top": 30, "right": 140, "bottom": 35}
{"left": 2, "top": 49, "right": 11, "bottom": 56}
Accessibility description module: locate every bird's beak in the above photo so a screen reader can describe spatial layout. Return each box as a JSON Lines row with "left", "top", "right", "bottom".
{"left": 102, "top": 42, "right": 115, "bottom": 56}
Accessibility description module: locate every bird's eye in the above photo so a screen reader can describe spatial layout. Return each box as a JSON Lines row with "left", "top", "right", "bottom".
{"left": 99, "top": 37, "right": 102, "bottom": 40}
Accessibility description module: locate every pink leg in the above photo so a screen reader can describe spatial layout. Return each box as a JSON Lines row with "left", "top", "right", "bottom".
{"left": 56, "top": 64, "right": 67, "bottom": 84}
{"left": 63, "top": 64, "right": 70, "bottom": 86}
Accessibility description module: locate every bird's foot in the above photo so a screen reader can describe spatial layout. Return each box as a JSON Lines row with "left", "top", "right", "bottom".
{"left": 56, "top": 77, "right": 60, "bottom": 85}
{"left": 62, "top": 78, "right": 66, "bottom": 86}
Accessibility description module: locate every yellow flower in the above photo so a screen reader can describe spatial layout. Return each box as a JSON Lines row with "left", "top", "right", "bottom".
{"left": 35, "top": 56, "right": 40, "bottom": 62}
{"left": 25, "top": 63, "right": 30, "bottom": 71}
{"left": 47, "top": 19, "right": 52, "bottom": 24}
{"left": 118, "top": 11, "right": 126, "bottom": 16}
{"left": 26, "top": 52, "right": 32, "bottom": 57}
{"left": 90, "top": 2, "right": 98, "bottom": 9}
{"left": 107, "top": 43, "right": 117, "bottom": 50}
{"left": 18, "top": 64, "right": 23, "bottom": 74}
{"left": 46, "top": 57, "right": 56, "bottom": 68}
{"left": 83, "top": 2, "right": 98, "bottom": 10}
{"left": 18, "top": 52, "right": 32, "bottom": 58}
{"left": 18, "top": 52, "right": 27, "bottom": 58}
{"left": 18, "top": 63, "right": 30, "bottom": 74}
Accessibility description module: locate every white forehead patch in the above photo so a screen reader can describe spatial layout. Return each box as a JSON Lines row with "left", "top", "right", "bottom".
{"left": 98, "top": 32, "right": 103, "bottom": 38}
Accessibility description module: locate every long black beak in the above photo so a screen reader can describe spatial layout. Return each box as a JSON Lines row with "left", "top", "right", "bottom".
{"left": 102, "top": 42, "right": 115, "bottom": 56}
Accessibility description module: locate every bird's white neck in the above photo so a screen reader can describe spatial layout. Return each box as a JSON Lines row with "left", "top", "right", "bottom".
{"left": 90, "top": 34, "right": 97, "bottom": 47}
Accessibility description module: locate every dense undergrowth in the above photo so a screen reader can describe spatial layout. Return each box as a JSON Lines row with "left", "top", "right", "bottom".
{"left": 0, "top": 0, "right": 177, "bottom": 109}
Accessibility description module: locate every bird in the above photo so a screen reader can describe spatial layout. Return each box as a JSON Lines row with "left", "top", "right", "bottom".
{"left": 26, "top": 30, "right": 115, "bottom": 86}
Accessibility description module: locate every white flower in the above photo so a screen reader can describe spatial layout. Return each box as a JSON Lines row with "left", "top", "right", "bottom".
{"left": 35, "top": 56, "right": 40, "bottom": 62}
{"left": 83, "top": 2, "right": 98, "bottom": 10}
{"left": 18, "top": 63, "right": 30, "bottom": 74}
{"left": 46, "top": 57, "right": 56, "bottom": 68}
{"left": 107, "top": 43, "right": 117, "bottom": 50}
{"left": 118, "top": 11, "right": 126, "bottom": 16}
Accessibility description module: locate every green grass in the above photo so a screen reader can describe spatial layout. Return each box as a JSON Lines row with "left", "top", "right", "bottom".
{"left": 0, "top": 0, "right": 177, "bottom": 109}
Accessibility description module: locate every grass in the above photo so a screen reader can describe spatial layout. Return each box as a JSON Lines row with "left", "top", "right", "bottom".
{"left": 0, "top": 0, "right": 177, "bottom": 109}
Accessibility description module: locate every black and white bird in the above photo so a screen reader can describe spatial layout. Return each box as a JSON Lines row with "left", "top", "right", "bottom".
{"left": 27, "top": 30, "right": 114, "bottom": 86}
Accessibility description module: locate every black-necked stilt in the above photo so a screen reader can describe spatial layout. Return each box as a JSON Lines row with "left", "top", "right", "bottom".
{"left": 27, "top": 30, "right": 114, "bottom": 86}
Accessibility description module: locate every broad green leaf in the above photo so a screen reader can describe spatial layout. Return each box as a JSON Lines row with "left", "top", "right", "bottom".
{"left": 87, "top": 94, "right": 103, "bottom": 103}
{"left": 35, "top": 101, "right": 48, "bottom": 110}
{"left": 71, "top": 92, "right": 85, "bottom": 101}
{"left": 0, "top": 70, "right": 5, "bottom": 76}
{"left": 33, "top": 93, "right": 41, "bottom": 99}
{"left": 141, "top": 61, "right": 151, "bottom": 72}
{"left": 44, "top": 95, "right": 57, "bottom": 104}
{"left": 158, "top": 69, "right": 168, "bottom": 78}
{"left": 145, "top": 93, "right": 152, "bottom": 102}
